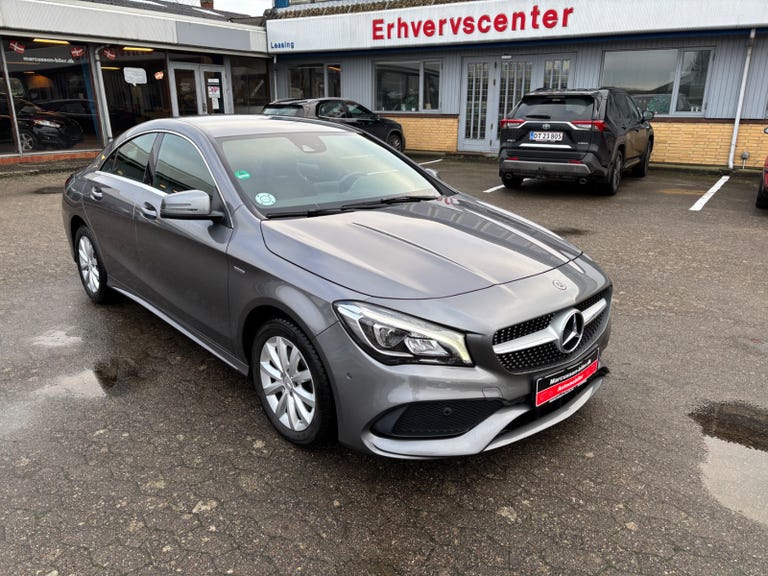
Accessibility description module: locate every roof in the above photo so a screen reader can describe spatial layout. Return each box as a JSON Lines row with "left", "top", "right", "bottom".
{"left": 77, "top": 0, "right": 264, "bottom": 24}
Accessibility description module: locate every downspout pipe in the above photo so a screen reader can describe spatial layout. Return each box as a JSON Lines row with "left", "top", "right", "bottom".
{"left": 728, "top": 28, "right": 756, "bottom": 170}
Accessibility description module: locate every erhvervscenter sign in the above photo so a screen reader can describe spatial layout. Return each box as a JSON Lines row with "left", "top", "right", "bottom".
{"left": 266, "top": 0, "right": 768, "bottom": 53}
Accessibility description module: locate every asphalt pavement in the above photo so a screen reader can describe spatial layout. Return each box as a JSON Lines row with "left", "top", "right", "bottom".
{"left": 1, "top": 161, "right": 767, "bottom": 575}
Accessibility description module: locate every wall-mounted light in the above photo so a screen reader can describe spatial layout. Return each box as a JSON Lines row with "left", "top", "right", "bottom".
{"left": 154, "top": 71, "right": 165, "bottom": 80}
{"left": 123, "top": 46, "right": 154, "bottom": 52}
{"left": 100, "top": 66, "right": 121, "bottom": 71}
{"left": 33, "top": 38, "right": 70, "bottom": 45}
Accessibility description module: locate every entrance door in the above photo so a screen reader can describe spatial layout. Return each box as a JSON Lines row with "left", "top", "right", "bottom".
{"left": 459, "top": 58, "right": 533, "bottom": 153}
{"left": 169, "top": 63, "right": 229, "bottom": 116}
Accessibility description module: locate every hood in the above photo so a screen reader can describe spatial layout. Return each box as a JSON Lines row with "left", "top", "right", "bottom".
{"left": 261, "top": 195, "right": 582, "bottom": 299}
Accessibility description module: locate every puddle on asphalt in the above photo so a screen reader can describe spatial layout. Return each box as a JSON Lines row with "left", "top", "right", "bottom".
{"left": 549, "top": 227, "right": 591, "bottom": 237}
{"left": 34, "top": 358, "right": 139, "bottom": 399}
{"left": 690, "top": 402, "right": 768, "bottom": 526}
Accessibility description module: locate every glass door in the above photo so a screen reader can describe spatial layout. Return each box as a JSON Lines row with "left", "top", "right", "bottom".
{"left": 459, "top": 59, "right": 492, "bottom": 153}
{"left": 169, "top": 63, "right": 229, "bottom": 116}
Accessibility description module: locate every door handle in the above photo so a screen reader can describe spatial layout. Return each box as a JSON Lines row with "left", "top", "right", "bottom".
{"left": 140, "top": 202, "right": 158, "bottom": 220}
{"left": 91, "top": 186, "right": 103, "bottom": 200}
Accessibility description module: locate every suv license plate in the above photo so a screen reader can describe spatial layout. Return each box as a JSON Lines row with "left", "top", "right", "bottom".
{"left": 530, "top": 131, "right": 563, "bottom": 142}
{"left": 535, "top": 349, "right": 599, "bottom": 407}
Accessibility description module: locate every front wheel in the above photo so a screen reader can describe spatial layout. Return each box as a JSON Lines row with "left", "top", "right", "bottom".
{"left": 252, "top": 319, "right": 334, "bottom": 446}
{"left": 386, "top": 132, "right": 404, "bottom": 152}
{"left": 74, "top": 227, "right": 112, "bottom": 303}
{"left": 632, "top": 142, "right": 653, "bottom": 177}
{"left": 19, "top": 130, "right": 37, "bottom": 152}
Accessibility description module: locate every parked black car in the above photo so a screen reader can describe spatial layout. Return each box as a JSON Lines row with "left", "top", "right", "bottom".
{"left": 0, "top": 97, "right": 83, "bottom": 152}
{"left": 498, "top": 88, "right": 654, "bottom": 194}
{"left": 263, "top": 98, "right": 406, "bottom": 151}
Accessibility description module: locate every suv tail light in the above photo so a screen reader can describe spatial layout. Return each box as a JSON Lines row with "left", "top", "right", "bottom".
{"left": 573, "top": 120, "right": 607, "bottom": 132}
{"left": 500, "top": 118, "right": 525, "bottom": 128}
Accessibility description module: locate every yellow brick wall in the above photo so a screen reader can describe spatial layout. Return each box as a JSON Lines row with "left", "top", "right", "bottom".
{"left": 644, "top": 122, "right": 768, "bottom": 168}
{"left": 383, "top": 116, "right": 459, "bottom": 153}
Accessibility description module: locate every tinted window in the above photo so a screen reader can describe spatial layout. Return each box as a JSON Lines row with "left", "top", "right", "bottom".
{"left": 317, "top": 101, "right": 345, "bottom": 118}
{"left": 263, "top": 104, "right": 304, "bottom": 117}
{"left": 621, "top": 94, "right": 642, "bottom": 122}
{"left": 345, "top": 101, "right": 373, "bottom": 118}
{"left": 514, "top": 96, "right": 594, "bottom": 121}
{"left": 101, "top": 133, "right": 156, "bottom": 183}
{"left": 153, "top": 134, "right": 216, "bottom": 196}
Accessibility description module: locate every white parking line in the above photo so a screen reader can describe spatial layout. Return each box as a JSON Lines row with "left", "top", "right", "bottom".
{"left": 689, "top": 176, "right": 730, "bottom": 211}
{"left": 418, "top": 158, "right": 443, "bottom": 166}
{"left": 482, "top": 184, "right": 506, "bottom": 194}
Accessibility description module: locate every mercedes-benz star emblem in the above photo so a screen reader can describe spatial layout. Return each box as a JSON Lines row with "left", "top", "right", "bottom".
{"left": 559, "top": 310, "right": 584, "bottom": 353}
{"left": 553, "top": 280, "right": 567, "bottom": 290}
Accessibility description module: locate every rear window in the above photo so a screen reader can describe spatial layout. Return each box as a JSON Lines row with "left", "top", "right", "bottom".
{"left": 262, "top": 105, "right": 305, "bottom": 117}
{"left": 513, "top": 96, "right": 595, "bottom": 121}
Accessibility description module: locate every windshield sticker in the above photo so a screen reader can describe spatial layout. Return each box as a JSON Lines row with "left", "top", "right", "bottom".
{"left": 254, "top": 193, "right": 276, "bottom": 206}
{"left": 234, "top": 170, "right": 251, "bottom": 180}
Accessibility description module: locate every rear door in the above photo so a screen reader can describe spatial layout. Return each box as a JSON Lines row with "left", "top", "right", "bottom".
{"left": 500, "top": 94, "right": 597, "bottom": 161}
{"left": 620, "top": 94, "right": 651, "bottom": 161}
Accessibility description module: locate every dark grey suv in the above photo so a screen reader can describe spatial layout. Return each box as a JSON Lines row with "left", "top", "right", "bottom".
{"left": 498, "top": 88, "right": 654, "bottom": 194}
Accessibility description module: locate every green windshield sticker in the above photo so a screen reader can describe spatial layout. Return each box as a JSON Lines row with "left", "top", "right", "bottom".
{"left": 234, "top": 170, "right": 251, "bottom": 180}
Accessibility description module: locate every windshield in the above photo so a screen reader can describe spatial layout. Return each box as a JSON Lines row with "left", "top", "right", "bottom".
{"left": 218, "top": 131, "right": 439, "bottom": 217}
{"left": 262, "top": 105, "right": 304, "bottom": 117}
{"left": 513, "top": 96, "right": 595, "bottom": 121}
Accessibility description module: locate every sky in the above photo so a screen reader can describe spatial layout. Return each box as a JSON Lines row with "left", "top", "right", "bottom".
{"left": 210, "top": 0, "right": 273, "bottom": 16}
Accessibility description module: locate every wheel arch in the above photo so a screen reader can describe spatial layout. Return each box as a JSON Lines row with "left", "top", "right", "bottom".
{"left": 69, "top": 215, "right": 89, "bottom": 261}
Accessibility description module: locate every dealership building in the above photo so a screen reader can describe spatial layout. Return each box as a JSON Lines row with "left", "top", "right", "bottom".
{"left": 266, "top": 0, "right": 768, "bottom": 169}
{"left": 0, "top": 0, "right": 268, "bottom": 163}
{"left": 1, "top": 0, "right": 767, "bottom": 170}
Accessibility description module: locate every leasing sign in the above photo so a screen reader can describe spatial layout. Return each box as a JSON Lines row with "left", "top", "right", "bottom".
{"left": 266, "top": 0, "right": 768, "bottom": 53}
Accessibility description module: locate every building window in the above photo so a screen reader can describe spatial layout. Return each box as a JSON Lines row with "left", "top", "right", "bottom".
{"left": 543, "top": 58, "right": 570, "bottom": 90}
{"left": 3, "top": 37, "right": 101, "bottom": 152}
{"left": 602, "top": 48, "right": 712, "bottom": 115}
{"left": 375, "top": 60, "right": 441, "bottom": 112}
{"left": 231, "top": 57, "right": 269, "bottom": 114}
{"left": 288, "top": 64, "right": 340, "bottom": 99}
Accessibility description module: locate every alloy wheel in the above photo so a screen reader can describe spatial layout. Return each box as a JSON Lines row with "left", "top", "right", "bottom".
{"left": 77, "top": 235, "right": 100, "bottom": 295}
{"left": 259, "top": 336, "right": 316, "bottom": 431}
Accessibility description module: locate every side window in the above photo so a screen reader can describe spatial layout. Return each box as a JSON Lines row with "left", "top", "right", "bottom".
{"left": 101, "top": 133, "right": 156, "bottom": 183}
{"left": 317, "top": 101, "right": 345, "bottom": 118}
{"left": 152, "top": 134, "right": 217, "bottom": 196}
{"left": 624, "top": 95, "right": 642, "bottom": 123}
{"left": 345, "top": 102, "right": 372, "bottom": 119}
{"left": 606, "top": 95, "right": 620, "bottom": 125}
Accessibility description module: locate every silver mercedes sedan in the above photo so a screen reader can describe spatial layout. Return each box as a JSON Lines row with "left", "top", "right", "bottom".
{"left": 62, "top": 116, "right": 612, "bottom": 459}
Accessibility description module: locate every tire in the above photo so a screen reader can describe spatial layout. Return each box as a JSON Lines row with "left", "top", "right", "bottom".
{"left": 632, "top": 142, "right": 652, "bottom": 177}
{"left": 19, "top": 130, "right": 37, "bottom": 153}
{"left": 252, "top": 318, "right": 334, "bottom": 447}
{"left": 601, "top": 150, "right": 624, "bottom": 195}
{"left": 501, "top": 173, "right": 524, "bottom": 189}
{"left": 74, "top": 226, "right": 112, "bottom": 304}
{"left": 757, "top": 177, "right": 768, "bottom": 209}
{"left": 386, "top": 132, "right": 404, "bottom": 152}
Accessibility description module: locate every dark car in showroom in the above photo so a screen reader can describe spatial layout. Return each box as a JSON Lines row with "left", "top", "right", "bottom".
{"left": 0, "top": 97, "right": 83, "bottom": 151}
{"left": 262, "top": 98, "right": 406, "bottom": 151}
{"left": 62, "top": 115, "right": 612, "bottom": 458}
{"left": 498, "top": 88, "right": 654, "bottom": 194}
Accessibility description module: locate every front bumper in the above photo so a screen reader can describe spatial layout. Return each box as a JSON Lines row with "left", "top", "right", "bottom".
{"left": 317, "top": 319, "right": 610, "bottom": 459}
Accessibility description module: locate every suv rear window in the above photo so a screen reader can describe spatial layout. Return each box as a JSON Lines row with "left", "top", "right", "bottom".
{"left": 513, "top": 96, "right": 595, "bottom": 121}
{"left": 262, "top": 104, "right": 304, "bottom": 117}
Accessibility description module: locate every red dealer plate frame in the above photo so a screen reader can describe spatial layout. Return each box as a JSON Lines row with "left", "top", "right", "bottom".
{"left": 535, "top": 349, "right": 599, "bottom": 407}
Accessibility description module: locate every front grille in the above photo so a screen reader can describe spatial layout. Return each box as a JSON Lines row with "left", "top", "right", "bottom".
{"left": 372, "top": 399, "right": 504, "bottom": 439}
{"left": 493, "top": 287, "right": 611, "bottom": 373}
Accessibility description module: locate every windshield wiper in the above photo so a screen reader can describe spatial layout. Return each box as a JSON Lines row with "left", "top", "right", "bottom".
{"left": 339, "top": 195, "right": 438, "bottom": 211}
{"left": 265, "top": 207, "right": 343, "bottom": 219}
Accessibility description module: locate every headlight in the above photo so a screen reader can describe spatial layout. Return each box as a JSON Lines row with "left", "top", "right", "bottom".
{"left": 334, "top": 301, "right": 472, "bottom": 366}
{"left": 33, "top": 119, "right": 61, "bottom": 128}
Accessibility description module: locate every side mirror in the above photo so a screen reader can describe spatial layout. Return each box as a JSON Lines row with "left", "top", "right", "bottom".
{"left": 642, "top": 110, "right": 655, "bottom": 122}
{"left": 424, "top": 168, "right": 440, "bottom": 180}
{"left": 161, "top": 189, "right": 223, "bottom": 220}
